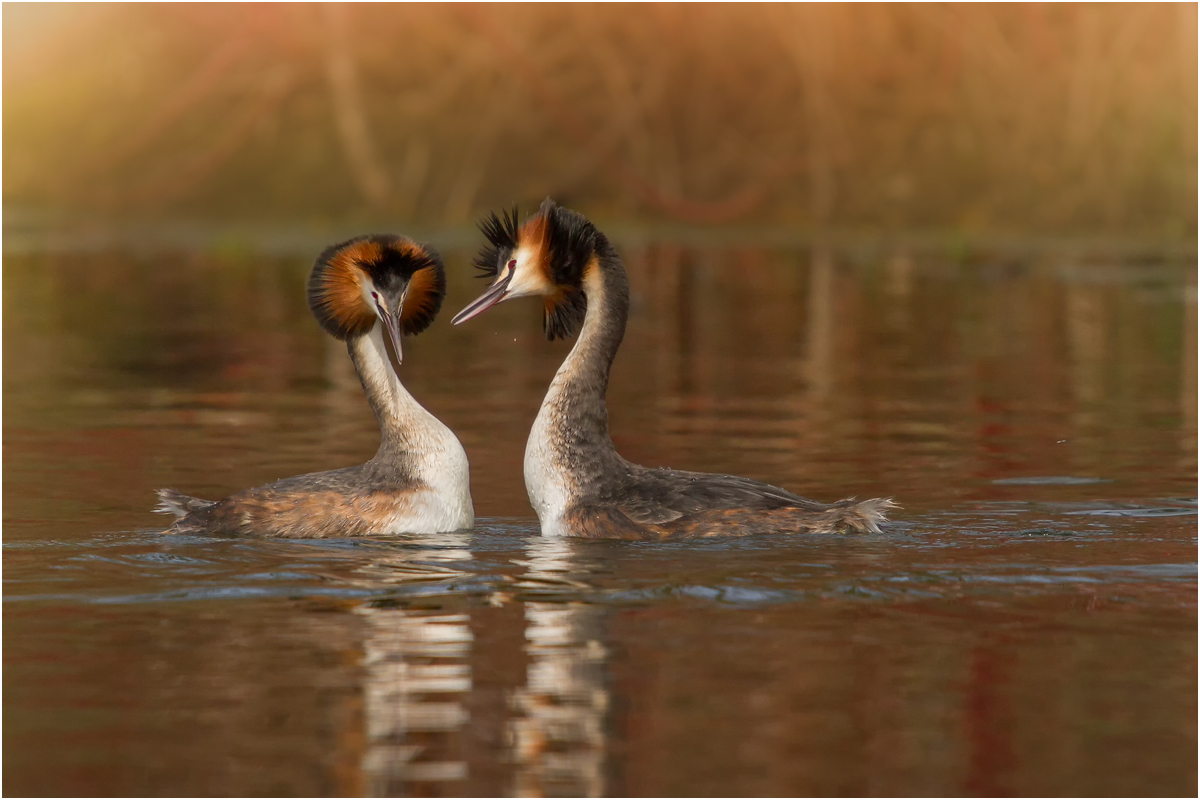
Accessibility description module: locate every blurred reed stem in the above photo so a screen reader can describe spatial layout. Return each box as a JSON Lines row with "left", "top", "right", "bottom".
{"left": 4, "top": 3, "right": 1195, "bottom": 238}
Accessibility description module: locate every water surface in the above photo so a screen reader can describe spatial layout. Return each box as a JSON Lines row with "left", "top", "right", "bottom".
{"left": 4, "top": 241, "right": 1196, "bottom": 796}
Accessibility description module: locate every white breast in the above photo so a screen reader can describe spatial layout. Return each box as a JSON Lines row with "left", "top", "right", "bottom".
{"left": 383, "top": 484, "right": 471, "bottom": 535}
{"left": 407, "top": 417, "right": 474, "bottom": 533}
{"left": 524, "top": 403, "right": 572, "bottom": 536}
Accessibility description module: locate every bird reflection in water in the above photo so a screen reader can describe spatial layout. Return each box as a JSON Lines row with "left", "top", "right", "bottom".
{"left": 350, "top": 533, "right": 475, "bottom": 795}
{"left": 508, "top": 537, "right": 610, "bottom": 797}
{"left": 341, "top": 534, "right": 611, "bottom": 796}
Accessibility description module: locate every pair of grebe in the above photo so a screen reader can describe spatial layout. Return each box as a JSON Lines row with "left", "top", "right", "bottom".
{"left": 159, "top": 200, "right": 894, "bottom": 539}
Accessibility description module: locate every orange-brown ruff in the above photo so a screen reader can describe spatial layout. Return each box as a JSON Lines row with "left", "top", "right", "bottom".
{"left": 454, "top": 199, "right": 896, "bottom": 539}
{"left": 156, "top": 235, "right": 473, "bottom": 538}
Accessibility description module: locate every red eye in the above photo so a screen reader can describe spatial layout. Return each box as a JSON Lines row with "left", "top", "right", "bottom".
{"left": 507, "top": 259, "right": 516, "bottom": 270}
{"left": 371, "top": 291, "right": 379, "bottom": 300}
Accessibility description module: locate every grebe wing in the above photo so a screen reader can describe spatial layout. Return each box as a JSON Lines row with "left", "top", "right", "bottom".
{"left": 608, "top": 468, "right": 896, "bottom": 536}
{"left": 614, "top": 467, "right": 827, "bottom": 525}
{"left": 167, "top": 464, "right": 422, "bottom": 537}
{"left": 155, "top": 488, "right": 216, "bottom": 518}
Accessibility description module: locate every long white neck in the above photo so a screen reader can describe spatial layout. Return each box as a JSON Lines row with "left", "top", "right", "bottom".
{"left": 525, "top": 261, "right": 628, "bottom": 533}
{"left": 348, "top": 325, "right": 472, "bottom": 522}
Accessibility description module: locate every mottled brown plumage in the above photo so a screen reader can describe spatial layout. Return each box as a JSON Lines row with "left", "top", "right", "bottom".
{"left": 159, "top": 467, "right": 427, "bottom": 539}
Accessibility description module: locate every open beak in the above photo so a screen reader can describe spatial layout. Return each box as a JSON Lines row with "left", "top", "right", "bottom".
{"left": 452, "top": 265, "right": 513, "bottom": 325}
{"left": 374, "top": 295, "right": 404, "bottom": 366}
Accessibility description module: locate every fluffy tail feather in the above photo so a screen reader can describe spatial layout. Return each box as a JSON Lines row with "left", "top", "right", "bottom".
{"left": 155, "top": 488, "right": 215, "bottom": 518}
{"left": 833, "top": 497, "right": 898, "bottom": 534}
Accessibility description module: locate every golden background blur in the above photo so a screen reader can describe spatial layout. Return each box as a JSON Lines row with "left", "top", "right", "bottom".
{"left": 4, "top": 2, "right": 1197, "bottom": 237}
{"left": 5, "top": 7, "right": 1198, "bottom": 796}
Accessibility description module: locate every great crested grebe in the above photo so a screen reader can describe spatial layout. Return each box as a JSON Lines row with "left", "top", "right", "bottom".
{"left": 156, "top": 235, "right": 473, "bottom": 537}
{"left": 453, "top": 199, "right": 895, "bottom": 539}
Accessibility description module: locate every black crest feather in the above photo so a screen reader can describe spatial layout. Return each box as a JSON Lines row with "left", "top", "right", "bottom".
{"left": 473, "top": 206, "right": 520, "bottom": 279}
{"left": 538, "top": 199, "right": 598, "bottom": 339}
{"left": 470, "top": 199, "right": 603, "bottom": 340}
{"left": 539, "top": 198, "right": 599, "bottom": 288}
{"left": 307, "top": 234, "right": 445, "bottom": 341}
{"left": 545, "top": 289, "right": 588, "bottom": 341}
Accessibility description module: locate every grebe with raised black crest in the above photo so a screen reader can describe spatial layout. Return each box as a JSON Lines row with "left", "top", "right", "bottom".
{"left": 453, "top": 199, "right": 894, "bottom": 539}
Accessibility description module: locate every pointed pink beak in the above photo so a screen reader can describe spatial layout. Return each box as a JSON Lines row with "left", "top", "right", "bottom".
{"left": 453, "top": 262, "right": 514, "bottom": 325}
{"left": 374, "top": 295, "right": 404, "bottom": 366}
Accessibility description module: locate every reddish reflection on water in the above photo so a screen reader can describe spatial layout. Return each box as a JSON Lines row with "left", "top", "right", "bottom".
{"left": 3, "top": 242, "right": 1196, "bottom": 796}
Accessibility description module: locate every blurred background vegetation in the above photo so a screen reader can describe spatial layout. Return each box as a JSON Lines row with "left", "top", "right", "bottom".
{"left": 4, "top": 2, "right": 1196, "bottom": 240}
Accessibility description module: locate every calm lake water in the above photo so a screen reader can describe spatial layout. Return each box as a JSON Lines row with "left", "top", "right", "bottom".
{"left": 4, "top": 235, "right": 1197, "bottom": 796}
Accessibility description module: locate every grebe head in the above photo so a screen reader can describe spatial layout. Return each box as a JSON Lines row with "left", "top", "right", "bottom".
{"left": 452, "top": 198, "right": 600, "bottom": 340}
{"left": 307, "top": 235, "right": 446, "bottom": 364}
